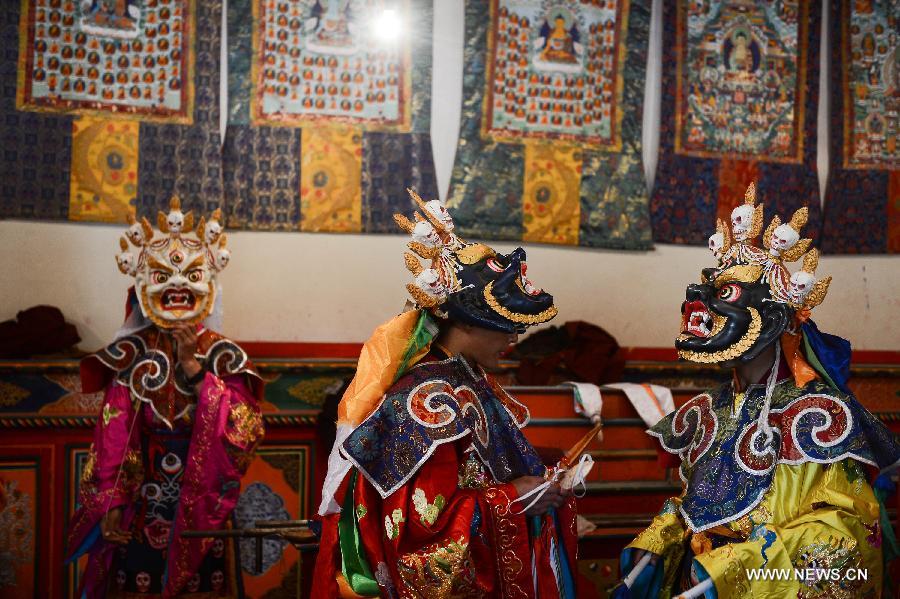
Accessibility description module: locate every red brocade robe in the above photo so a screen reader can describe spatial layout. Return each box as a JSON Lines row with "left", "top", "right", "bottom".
{"left": 313, "top": 354, "right": 579, "bottom": 598}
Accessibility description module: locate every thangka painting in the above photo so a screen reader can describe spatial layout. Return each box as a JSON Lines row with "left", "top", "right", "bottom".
{"left": 821, "top": 0, "right": 899, "bottom": 254}
{"left": 447, "top": 0, "right": 652, "bottom": 250}
{"left": 1, "top": 0, "right": 223, "bottom": 223}
{"left": 650, "top": 1, "right": 822, "bottom": 245}
{"left": 224, "top": 0, "right": 438, "bottom": 232}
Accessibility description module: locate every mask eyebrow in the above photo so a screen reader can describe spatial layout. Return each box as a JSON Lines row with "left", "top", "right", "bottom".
{"left": 455, "top": 243, "right": 496, "bottom": 265}
{"left": 183, "top": 255, "right": 205, "bottom": 271}
{"left": 713, "top": 264, "right": 763, "bottom": 288}
{"left": 147, "top": 256, "right": 174, "bottom": 273}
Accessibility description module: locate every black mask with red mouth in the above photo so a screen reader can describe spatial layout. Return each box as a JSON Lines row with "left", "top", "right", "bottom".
{"left": 676, "top": 268, "right": 793, "bottom": 364}
{"left": 444, "top": 247, "right": 556, "bottom": 334}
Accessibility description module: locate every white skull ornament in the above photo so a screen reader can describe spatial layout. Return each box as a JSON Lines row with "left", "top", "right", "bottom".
{"left": 708, "top": 232, "right": 725, "bottom": 261}
{"left": 135, "top": 571, "right": 151, "bottom": 593}
{"left": 424, "top": 199, "right": 454, "bottom": 231}
{"left": 186, "top": 573, "right": 201, "bottom": 593}
{"left": 216, "top": 248, "right": 231, "bottom": 270}
{"left": 731, "top": 205, "right": 754, "bottom": 241}
{"left": 414, "top": 268, "right": 447, "bottom": 300}
{"left": 126, "top": 221, "right": 146, "bottom": 246}
{"left": 212, "top": 538, "right": 225, "bottom": 558}
{"left": 769, "top": 223, "right": 799, "bottom": 256}
{"left": 166, "top": 209, "right": 184, "bottom": 234}
{"left": 412, "top": 220, "right": 441, "bottom": 247}
{"left": 116, "top": 252, "right": 136, "bottom": 275}
{"left": 210, "top": 570, "right": 225, "bottom": 591}
{"left": 789, "top": 271, "right": 816, "bottom": 304}
{"left": 204, "top": 218, "right": 223, "bottom": 245}
{"left": 115, "top": 570, "right": 127, "bottom": 591}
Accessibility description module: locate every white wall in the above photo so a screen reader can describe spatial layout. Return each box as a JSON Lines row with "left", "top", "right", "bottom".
{"left": 2, "top": 0, "right": 898, "bottom": 352}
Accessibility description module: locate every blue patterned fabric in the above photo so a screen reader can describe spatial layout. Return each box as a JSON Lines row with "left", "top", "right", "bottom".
{"left": 649, "top": 379, "right": 900, "bottom": 532}
{"left": 341, "top": 356, "right": 544, "bottom": 498}
{"left": 802, "top": 320, "right": 852, "bottom": 394}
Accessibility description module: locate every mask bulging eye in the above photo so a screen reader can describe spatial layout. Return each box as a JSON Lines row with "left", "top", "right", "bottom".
{"left": 187, "top": 270, "right": 202, "bottom": 283}
{"left": 717, "top": 284, "right": 742, "bottom": 302}
{"left": 486, "top": 257, "right": 506, "bottom": 273}
{"left": 152, "top": 271, "right": 170, "bottom": 284}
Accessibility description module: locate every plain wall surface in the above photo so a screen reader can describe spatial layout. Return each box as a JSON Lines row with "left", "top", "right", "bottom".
{"left": 2, "top": 0, "right": 898, "bottom": 352}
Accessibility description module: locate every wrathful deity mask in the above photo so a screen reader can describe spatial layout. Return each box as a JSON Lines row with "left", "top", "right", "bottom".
{"left": 116, "top": 197, "right": 230, "bottom": 329}
{"left": 395, "top": 190, "right": 557, "bottom": 334}
{"left": 677, "top": 183, "right": 830, "bottom": 364}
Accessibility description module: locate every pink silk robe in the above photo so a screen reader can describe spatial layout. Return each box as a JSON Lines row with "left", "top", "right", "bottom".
{"left": 66, "top": 372, "right": 264, "bottom": 597}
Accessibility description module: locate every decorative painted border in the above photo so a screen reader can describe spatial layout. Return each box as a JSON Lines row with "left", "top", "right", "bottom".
{"left": 0, "top": 457, "right": 41, "bottom": 597}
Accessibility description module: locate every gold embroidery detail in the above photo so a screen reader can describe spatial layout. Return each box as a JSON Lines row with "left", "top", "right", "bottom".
{"left": 121, "top": 449, "right": 144, "bottom": 497}
{"left": 225, "top": 403, "right": 264, "bottom": 449}
{"left": 81, "top": 446, "right": 97, "bottom": 487}
{"left": 483, "top": 281, "right": 558, "bottom": 325}
{"left": 0, "top": 382, "right": 29, "bottom": 407}
{"left": 483, "top": 486, "right": 528, "bottom": 596}
{"left": 731, "top": 502, "right": 772, "bottom": 537}
{"left": 793, "top": 537, "right": 862, "bottom": 599}
{"left": 458, "top": 453, "right": 490, "bottom": 489}
{"left": 396, "top": 537, "right": 481, "bottom": 598}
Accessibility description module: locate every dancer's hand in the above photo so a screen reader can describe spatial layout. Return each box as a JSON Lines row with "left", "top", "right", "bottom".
{"left": 511, "top": 476, "right": 565, "bottom": 516}
{"left": 172, "top": 324, "right": 203, "bottom": 387}
{"left": 100, "top": 507, "right": 131, "bottom": 545}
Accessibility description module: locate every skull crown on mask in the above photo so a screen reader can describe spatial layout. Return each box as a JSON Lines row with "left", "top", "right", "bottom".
{"left": 118, "top": 197, "right": 230, "bottom": 329}
{"left": 677, "top": 183, "right": 830, "bottom": 365}
{"left": 395, "top": 189, "right": 558, "bottom": 333}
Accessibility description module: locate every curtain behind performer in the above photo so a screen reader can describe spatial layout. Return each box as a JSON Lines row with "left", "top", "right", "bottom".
{"left": 65, "top": 199, "right": 265, "bottom": 598}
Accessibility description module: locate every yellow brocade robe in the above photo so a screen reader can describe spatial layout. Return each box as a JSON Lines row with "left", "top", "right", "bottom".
{"left": 628, "top": 459, "right": 883, "bottom": 598}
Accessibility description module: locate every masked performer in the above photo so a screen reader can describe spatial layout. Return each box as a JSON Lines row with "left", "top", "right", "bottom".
{"left": 66, "top": 198, "right": 265, "bottom": 598}
{"left": 615, "top": 184, "right": 900, "bottom": 598}
{"left": 313, "top": 190, "right": 579, "bottom": 598}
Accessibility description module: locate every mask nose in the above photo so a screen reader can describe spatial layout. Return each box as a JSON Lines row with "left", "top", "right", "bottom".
{"left": 685, "top": 284, "right": 711, "bottom": 303}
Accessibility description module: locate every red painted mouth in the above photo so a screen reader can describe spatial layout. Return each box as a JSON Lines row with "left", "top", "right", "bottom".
{"left": 143, "top": 518, "right": 172, "bottom": 550}
{"left": 161, "top": 288, "right": 195, "bottom": 311}
{"left": 682, "top": 300, "right": 713, "bottom": 338}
